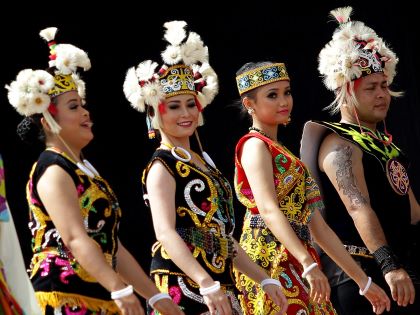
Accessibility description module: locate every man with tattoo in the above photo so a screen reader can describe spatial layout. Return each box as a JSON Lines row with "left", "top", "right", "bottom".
{"left": 300, "top": 6, "right": 420, "bottom": 314}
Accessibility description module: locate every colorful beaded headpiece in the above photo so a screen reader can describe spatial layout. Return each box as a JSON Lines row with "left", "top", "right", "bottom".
{"left": 123, "top": 21, "right": 218, "bottom": 138}
{"left": 236, "top": 63, "right": 289, "bottom": 95}
{"left": 318, "top": 7, "right": 398, "bottom": 113}
{"left": 5, "top": 27, "right": 91, "bottom": 134}
{"left": 159, "top": 64, "right": 196, "bottom": 97}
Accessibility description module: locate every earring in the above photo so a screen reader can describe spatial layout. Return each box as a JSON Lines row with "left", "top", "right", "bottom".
{"left": 283, "top": 116, "right": 291, "bottom": 126}
{"left": 247, "top": 107, "right": 255, "bottom": 115}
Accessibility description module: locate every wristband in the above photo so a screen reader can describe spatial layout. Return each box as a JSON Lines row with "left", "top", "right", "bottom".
{"left": 148, "top": 292, "right": 171, "bottom": 308}
{"left": 372, "top": 245, "right": 401, "bottom": 275}
{"left": 111, "top": 285, "right": 134, "bottom": 300}
{"left": 199, "top": 281, "right": 221, "bottom": 295}
{"left": 261, "top": 278, "right": 281, "bottom": 291}
{"left": 302, "top": 262, "right": 318, "bottom": 278}
{"left": 359, "top": 276, "right": 372, "bottom": 296}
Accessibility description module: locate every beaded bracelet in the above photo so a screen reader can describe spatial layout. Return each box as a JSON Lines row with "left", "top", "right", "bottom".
{"left": 199, "top": 281, "right": 221, "bottom": 295}
{"left": 111, "top": 285, "right": 134, "bottom": 300}
{"left": 261, "top": 278, "right": 282, "bottom": 291}
{"left": 148, "top": 292, "right": 172, "bottom": 308}
{"left": 302, "top": 262, "right": 318, "bottom": 278}
{"left": 359, "top": 277, "right": 372, "bottom": 296}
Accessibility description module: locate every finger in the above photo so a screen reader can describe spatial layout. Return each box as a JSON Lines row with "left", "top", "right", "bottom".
{"left": 400, "top": 284, "right": 409, "bottom": 306}
{"left": 409, "top": 280, "right": 416, "bottom": 304}
{"left": 396, "top": 284, "right": 405, "bottom": 306}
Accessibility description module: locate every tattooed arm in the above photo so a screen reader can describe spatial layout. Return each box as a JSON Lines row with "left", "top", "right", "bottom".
{"left": 319, "top": 133, "right": 415, "bottom": 307}
{"left": 318, "top": 133, "right": 386, "bottom": 251}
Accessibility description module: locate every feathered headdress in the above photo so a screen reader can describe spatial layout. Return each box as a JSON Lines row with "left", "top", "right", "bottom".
{"left": 5, "top": 27, "right": 91, "bottom": 134}
{"left": 318, "top": 7, "right": 398, "bottom": 113}
{"left": 123, "top": 21, "right": 218, "bottom": 138}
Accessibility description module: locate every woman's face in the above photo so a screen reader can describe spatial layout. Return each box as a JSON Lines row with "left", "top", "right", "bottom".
{"left": 160, "top": 94, "right": 199, "bottom": 139}
{"left": 53, "top": 91, "right": 93, "bottom": 149}
{"left": 248, "top": 80, "right": 293, "bottom": 126}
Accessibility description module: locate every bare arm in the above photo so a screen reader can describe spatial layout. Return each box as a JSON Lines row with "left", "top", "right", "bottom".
{"left": 318, "top": 134, "right": 386, "bottom": 251}
{"left": 146, "top": 161, "right": 231, "bottom": 315}
{"left": 241, "top": 138, "right": 315, "bottom": 267}
{"left": 310, "top": 210, "right": 391, "bottom": 313}
{"left": 37, "top": 165, "right": 143, "bottom": 314}
{"left": 232, "top": 240, "right": 288, "bottom": 314}
{"left": 319, "top": 133, "right": 415, "bottom": 306}
{"left": 241, "top": 138, "right": 330, "bottom": 303}
{"left": 116, "top": 241, "right": 184, "bottom": 315}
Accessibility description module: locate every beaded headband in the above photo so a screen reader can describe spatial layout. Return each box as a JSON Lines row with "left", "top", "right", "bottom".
{"left": 236, "top": 63, "right": 289, "bottom": 95}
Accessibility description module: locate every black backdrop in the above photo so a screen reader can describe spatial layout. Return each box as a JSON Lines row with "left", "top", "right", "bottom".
{"left": 1, "top": 0, "right": 419, "bottom": 304}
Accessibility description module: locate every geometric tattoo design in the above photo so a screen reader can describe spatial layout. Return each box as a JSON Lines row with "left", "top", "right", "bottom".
{"left": 333, "top": 145, "right": 368, "bottom": 210}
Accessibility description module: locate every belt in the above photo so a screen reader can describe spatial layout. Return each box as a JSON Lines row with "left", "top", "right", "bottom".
{"left": 247, "top": 212, "right": 312, "bottom": 242}
{"left": 176, "top": 227, "right": 236, "bottom": 259}
{"left": 344, "top": 244, "right": 373, "bottom": 258}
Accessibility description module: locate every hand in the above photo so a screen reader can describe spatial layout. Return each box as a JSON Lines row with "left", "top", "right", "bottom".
{"left": 202, "top": 289, "right": 232, "bottom": 315}
{"left": 384, "top": 268, "right": 415, "bottom": 307}
{"left": 153, "top": 298, "right": 185, "bottom": 315}
{"left": 362, "top": 281, "right": 391, "bottom": 314}
{"left": 304, "top": 267, "right": 331, "bottom": 304}
{"left": 114, "top": 293, "right": 145, "bottom": 315}
{"left": 262, "top": 284, "right": 288, "bottom": 314}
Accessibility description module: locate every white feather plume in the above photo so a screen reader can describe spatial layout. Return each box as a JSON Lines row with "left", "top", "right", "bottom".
{"left": 330, "top": 6, "right": 352, "bottom": 24}
{"left": 72, "top": 73, "right": 87, "bottom": 99}
{"left": 181, "top": 32, "right": 208, "bottom": 65}
{"left": 5, "top": 69, "right": 55, "bottom": 117}
{"left": 163, "top": 21, "right": 187, "bottom": 46}
{"left": 123, "top": 67, "right": 145, "bottom": 112}
{"left": 161, "top": 46, "right": 182, "bottom": 65}
{"left": 319, "top": 6, "right": 399, "bottom": 114}
{"left": 54, "top": 44, "right": 91, "bottom": 74}
{"left": 135, "top": 60, "right": 158, "bottom": 81}
{"left": 39, "top": 27, "right": 58, "bottom": 42}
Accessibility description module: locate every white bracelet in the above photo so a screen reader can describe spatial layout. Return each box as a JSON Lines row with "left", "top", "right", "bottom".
{"left": 199, "top": 281, "right": 221, "bottom": 295}
{"left": 260, "top": 278, "right": 282, "bottom": 291}
{"left": 148, "top": 292, "right": 171, "bottom": 308}
{"left": 111, "top": 285, "right": 134, "bottom": 300}
{"left": 359, "top": 276, "right": 372, "bottom": 296}
{"left": 301, "top": 262, "right": 318, "bottom": 278}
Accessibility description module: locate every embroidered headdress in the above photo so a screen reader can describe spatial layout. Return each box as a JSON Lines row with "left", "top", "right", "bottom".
{"left": 5, "top": 27, "right": 91, "bottom": 134}
{"left": 123, "top": 21, "right": 218, "bottom": 138}
{"left": 236, "top": 63, "right": 289, "bottom": 95}
{"left": 318, "top": 6, "right": 398, "bottom": 113}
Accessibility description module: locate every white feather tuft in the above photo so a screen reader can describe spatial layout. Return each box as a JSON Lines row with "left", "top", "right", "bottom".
{"left": 330, "top": 6, "right": 352, "bottom": 24}
{"left": 39, "top": 27, "right": 58, "bottom": 42}
{"left": 123, "top": 67, "right": 145, "bottom": 112}
{"left": 163, "top": 21, "right": 187, "bottom": 46}
{"left": 181, "top": 32, "right": 208, "bottom": 65}
{"left": 72, "top": 73, "right": 87, "bottom": 99}
{"left": 161, "top": 46, "right": 182, "bottom": 65}
{"left": 54, "top": 44, "right": 91, "bottom": 74}
{"left": 135, "top": 60, "right": 158, "bottom": 81}
{"left": 5, "top": 69, "right": 55, "bottom": 117}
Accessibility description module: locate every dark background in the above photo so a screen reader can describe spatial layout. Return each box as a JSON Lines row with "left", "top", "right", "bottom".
{"left": 1, "top": 0, "right": 419, "bottom": 305}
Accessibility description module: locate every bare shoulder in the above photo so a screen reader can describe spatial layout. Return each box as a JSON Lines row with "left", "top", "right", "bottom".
{"left": 319, "top": 133, "right": 362, "bottom": 171}
{"left": 146, "top": 159, "right": 175, "bottom": 188}
{"left": 242, "top": 136, "right": 267, "bottom": 150}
